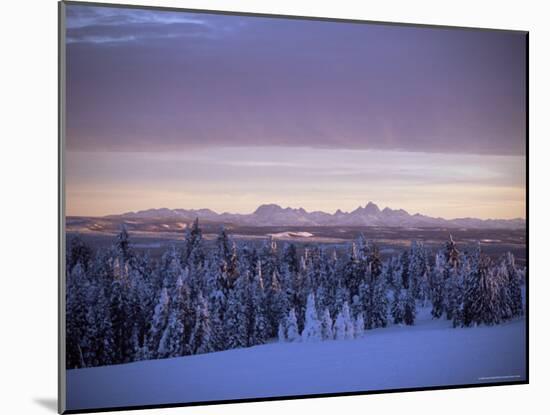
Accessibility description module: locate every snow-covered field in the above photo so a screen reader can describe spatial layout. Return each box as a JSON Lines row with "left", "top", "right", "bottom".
{"left": 66, "top": 308, "right": 526, "bottom": 411}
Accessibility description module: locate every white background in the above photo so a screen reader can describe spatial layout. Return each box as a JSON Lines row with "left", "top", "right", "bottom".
{"left": 0, "top": 0, "right": 546, "bottom": 414}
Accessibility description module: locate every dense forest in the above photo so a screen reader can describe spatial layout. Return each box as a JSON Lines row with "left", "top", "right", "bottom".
{"left": 66, "top": 219, "right": 525, "bottom": 369}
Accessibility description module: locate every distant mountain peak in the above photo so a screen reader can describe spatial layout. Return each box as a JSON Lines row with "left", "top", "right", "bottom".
{"left": 254, "top": 203, "right": 284, "bottom": 215}
{"left": 108, "top": 202, "right": 525, "bottom": 230}
{"left": 364, "top": 201, "right": 380, "bottom": 214}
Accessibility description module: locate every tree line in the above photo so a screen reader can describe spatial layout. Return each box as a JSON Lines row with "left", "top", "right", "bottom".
{"left": 66, "top": 220, "right": 525, "bottom": 369}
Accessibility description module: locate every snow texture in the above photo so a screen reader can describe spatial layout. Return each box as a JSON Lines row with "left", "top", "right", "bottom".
{"left": 67, "top": 307, "right": 525, "bottom": 411}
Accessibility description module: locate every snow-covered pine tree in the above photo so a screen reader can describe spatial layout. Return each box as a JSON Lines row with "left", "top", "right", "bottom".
{"left": 68, "top": 234, "right": 93, "bottom": 273}
{"left": 391, "top": 288, "right": 406, "bottom": 325}
{"left": 430, "top": 252, "right": 446, "bottom": 319}
{"left": 444, "top": 265, "right": 463, "bottom": 322}
{"left": 504, "top": 252, "right": 523, "bottom": 318}
{"left": 417, "top": 269, "right": 431, "bottom": 307}
{"left": 251, "top": 262, "right": 269, "bottom": 345}
{"left": 354, "top": 313, "right": 365, "bottom": 338}
{"left": 183, "top": 218, "right": 205, "bottom": 271}
{"left": 334, "top": 309, "right": 346, "bottom": 340}
{"left": 399, "top": 250, "right": 410, "bottom": 289}
{"left": 366, "top": 241, "right": 383, "bottom": 281}
{"left": 282, "top": 243, "right": 300, "bottom": 275}
{"left": 462, "top": 250, "right": 499, "bottom": 327}
{"left": 321, "top": 308, "right": 334, "bottom": 340}
{"left": 204, "top": 257, "right": 228, "bottom": 352}
{"left": 148, "top": 287, "right": 170, "bottom": 358}
{"left": 302, "top": 293, "right": 322, "bottom": 342}
{"left": 84, "top": 284, "right": 114, "bottom": 367}
{"left": 495, "top": 262, "right": 513, "bottom": 322}
{"left": 66, "top": 262, "right": 91, "bottom": 368}
{"left": 110, "top": 277, "right": 133, "bottom": 363}
{"left": 384, "top": 256, "right": 400, "bottom": 291}
{"left": 279, "top": 261, "right": 298, "bottom": 318}
{"left": 369, "top": 270, "right": 389, "bottom": 329}
{"left": 403, "top": 288, "right": 416, "bottom": 325}
{"left": 285, "top": 308, "right": 300, "bottom": 342}
{"left": 215, "top": 227, "right": 232, "bottom": 272}
{"left": 224, "top": 272, "right": 250, "bottom": 350}
{"left": 315, "top": 249, "right": 336, "bottom": 316}
{"left": 160, "top": 246, "right": 184, "bottom": 290}
{"left": 125, "top": 265, "right": 154, "bottom": 359}
{"left": 334, "top": 302, "right": 354, "bottom": 340}
{"left": 409, "top": 241, "right": 427, "bottom": 299}
{"left": 277, "top": 321, "right": 286, "bottom": 342}
{"left": 334, "top": 281, "right": 350, "bottom": 318}
{"left": 445, "top": 234, "right": 460, "bottom": 269}
{"left": 189, "top": 291, "right": 213, "bottom": 354}
{"left": 115, "top": 224, "right": 133, "bottom": 264}
{"left": 259, "top": 236, "right": 279, "bottom": 290}
{"left": 343, "top": 302, "right": 355, "bottom": 339}
{"left": 266, "top": 269, "right": 288, "bottom": 338}
{"left": 342, "top": 242, "right": 363, "bottom": 300}
{"left": 157, "top": 310, "right": 185, "bottom": 359}
{"left": 171, "top": 272, "right": 192, "bottom": 354}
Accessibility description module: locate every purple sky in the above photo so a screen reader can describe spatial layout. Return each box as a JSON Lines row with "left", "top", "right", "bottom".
{"left": 64, "top": 4, "right": 527, "bottom": 219}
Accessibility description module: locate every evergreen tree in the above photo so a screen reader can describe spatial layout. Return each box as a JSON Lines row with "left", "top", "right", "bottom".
{"left": 342, "top": 243, "right": 363, "bottom": 299}
{"left": 66, "top": 262, "right": 91, "bottom": 368}
{"left": 403, "top": 288, "right": 416, "bottom": 325}
{"left": 84, "top": 284, "right": 114, "bottom": 367}
{"left": 495, "top": 262, "right": 513, "bottom": 322}
{"left": 321, "top": 308, "right": 334, "bottom": 340}
{"left": 277, "top": 321, "right": 286, "bottom": 342}
{"left": 267, "top": 269, "right": 288, "bottom": 337}
{"left": 391, "top": 288, "right": 406, "bottom": 325}
{"left": 204, "top": 257, "right": 228, "bottom": 351}
{"left": 224, "top": 273, "right": 250, "bottom": 349}
{"left": 115, "top": 224, "right": 133, "bottom": 263}
{"left": 315, "top": 249, "right": 337, "bottom": 316}
{"left": 445, "top": 234, "right": 460, "bottom": 269}
{"left": 366, "top": 241, "right": 383, "bottom": 281}
{"left": 109, "top": 278, "right": 132, "bottom": 363}
{"left": 409, "top": 241, "right": 427, "bottom": 299}
{"left": 157, "top": 310, "right": 185, "bottom": 358}
{"left": 444, "top": 266, "right": 463, "bottom": 322}
{"left": 399, "top": 251, "right": 410, "bottom": 289}
{"left": 148, "top": 287, "right": 170, "bottom": 358}
{"left": 183, "top": 218, "right": 204, "bottom": 269}
{"left": 285, "top": 308, "right": 300, "bottom": 342}
{"left": 259, "top": 237, "right": 279, "bottom": 289}
{"left": 68, "top": 234, "right": 93, "bottom": 273}
{"left": 354, "top": 314, "right": 365, "bottom": 338}
{"left": 430, "top": 252, "right": 446, "bottom": 318}
{"left": 504, "top": 253, "right": 523, "bottom": 318}
{"left": 189, "top": 291, "right": 213, "bottom": 354}
{"left": 334, "top": 302, "right": 354, "bottom": 340}
{"left": 302, "top": 293, "right": 321, "bottom": 342}
{"left": 282, "top": 243, "right": 300, "bottom": 275}
{"left": 251, "top": 263, "right": 269, "bottom": 345}
{"left": 463, "top": 252, "right": 499, "bottom": 327}
{"left": 369, "top": 272, "right": 389, "bottom": 329}
{"left": 170, "top": 273, "right": 192, "bottom": 355}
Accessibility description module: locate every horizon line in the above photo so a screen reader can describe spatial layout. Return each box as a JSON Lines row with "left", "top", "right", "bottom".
{"left": 66, "top": 201, "right": 526, "bottom": 222}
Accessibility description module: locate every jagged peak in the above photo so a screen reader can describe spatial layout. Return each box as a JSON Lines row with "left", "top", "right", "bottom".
{"left": 254, "top": 203, "right": 284, "bottom": 215}
{"left": 364, "top": 201, "right": 380, "bottom": 213}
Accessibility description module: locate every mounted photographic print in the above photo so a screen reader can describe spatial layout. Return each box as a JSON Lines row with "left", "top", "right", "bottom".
{"left": 58, "top": 1, "right": 528, "bottom": 413}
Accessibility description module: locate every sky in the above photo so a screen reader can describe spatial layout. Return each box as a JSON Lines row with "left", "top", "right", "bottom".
{"left": 64, "top": 4, "right": 527, "bottom": 219}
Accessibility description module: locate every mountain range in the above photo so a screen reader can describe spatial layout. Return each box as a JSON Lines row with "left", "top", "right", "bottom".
{"left": 106, "top": 202, "right": 525, "bottom": 229}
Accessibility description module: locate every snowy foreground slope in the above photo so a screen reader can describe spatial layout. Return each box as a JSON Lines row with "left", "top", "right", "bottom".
{"left": 67, "top": 309, "right": 526, "bottom": 411}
